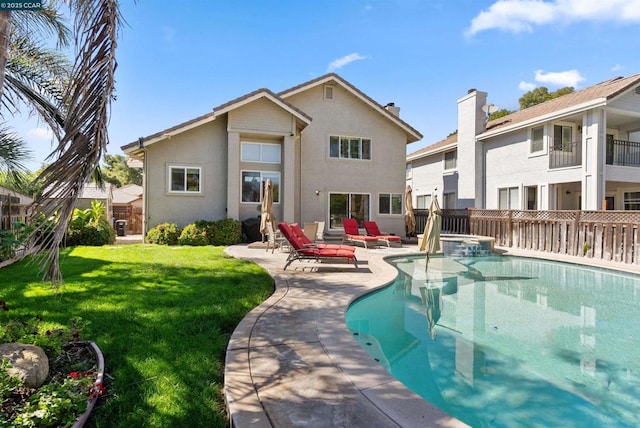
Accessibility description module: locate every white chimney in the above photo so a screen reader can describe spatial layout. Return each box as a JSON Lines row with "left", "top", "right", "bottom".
{"left": 384, "top": 102, "right": 400, "bottom": 117}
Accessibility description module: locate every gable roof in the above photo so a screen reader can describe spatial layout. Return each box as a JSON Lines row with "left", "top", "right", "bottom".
{"left": 112, "top": 184, "right": 142, "bottom": 204}
{"left": 407, "top": 133, "right": 457, "bottom": 161}
{"left": 482, "top": 73, "right": 640, "bottom": 138}
{"left": 121, "top": 88, "right": 312, "bottom": 153}
{"left": 279, "top": 73, "right": 423, "bottom": 143}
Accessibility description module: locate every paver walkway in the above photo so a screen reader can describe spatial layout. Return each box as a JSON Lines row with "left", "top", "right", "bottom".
{"left": 224, "top": 243, "right": 467, "bottom": 428}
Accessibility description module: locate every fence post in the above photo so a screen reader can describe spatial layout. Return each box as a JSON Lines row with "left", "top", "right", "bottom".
{"left": 507, "top": 210, "right": 513, "bottom": 247}
{"left": 570, "top": 210, "right": 581, "bottom": 256}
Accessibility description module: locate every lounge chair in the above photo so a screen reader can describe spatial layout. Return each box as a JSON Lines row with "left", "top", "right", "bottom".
{"left": 278, "top": 222, "right": 358, "bottom": 270}
{"left": 342, "top": 218, "right": 380, "bottom": 248}
{"left": 363, "top": 221, "right": 402, "bottom": 248}
{"left": 289, "top": 223, "right": 356, "bottom": 251}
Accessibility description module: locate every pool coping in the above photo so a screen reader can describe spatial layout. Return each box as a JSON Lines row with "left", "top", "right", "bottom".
{"left": 223, "top": 243, "right": 640, "bottom": 427}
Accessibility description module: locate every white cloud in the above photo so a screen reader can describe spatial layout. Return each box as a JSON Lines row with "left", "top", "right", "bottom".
{"left": 27, "top": 127, "right": 53, "bottom": 140}
{"left": 327, "top": 53, "right": 368, "bottom": 72}
{"left": 611, "top": 64, "right": 624, "bottom": 72}
{"left": 534, "top": 69, "right": 585, "bottom": 87}
{"left": 466, "top": 0, "right": 640, "bottom": 36}
{"left": 519, "top": 81, "right": 537, "bottom": 91}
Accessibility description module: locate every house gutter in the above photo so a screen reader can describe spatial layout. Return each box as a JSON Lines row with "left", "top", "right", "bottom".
{"left": 138, "top": 137, "right": 149, "bottom": 239}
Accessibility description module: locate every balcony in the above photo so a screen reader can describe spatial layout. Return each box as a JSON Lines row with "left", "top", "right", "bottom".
{"left": 549, "top": 141, "right": 581, "bottom": 169}
{"left": 606, "top": 139, "right": 640, "bottom": 167}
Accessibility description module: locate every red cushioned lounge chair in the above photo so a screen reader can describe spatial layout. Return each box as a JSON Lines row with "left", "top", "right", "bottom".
{"left": 342, "top": 218, "right": 380, "bottom": 248}
{"left": 278, "top": 222, "right": 358, "bottom": 270}
{"left": 289, "top": 223, "right": 357, "bottom": 252}
{"left": 363, "top": 221, "right": 402, "bottom": 248}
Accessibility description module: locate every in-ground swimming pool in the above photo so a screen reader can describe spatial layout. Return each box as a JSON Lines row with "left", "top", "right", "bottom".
{"left": 346, "top": 255, "right": 640, "bottom": 427}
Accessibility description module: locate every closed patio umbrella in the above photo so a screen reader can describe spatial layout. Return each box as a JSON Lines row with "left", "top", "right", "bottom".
{"left": 420, "top": 195, "right": 441, "bottom": 269}
{"left": 404, "top": 185, "right": 416, "bottom": 237}
{"left": 259, "top": 179, "right": 275, "bottom": 242}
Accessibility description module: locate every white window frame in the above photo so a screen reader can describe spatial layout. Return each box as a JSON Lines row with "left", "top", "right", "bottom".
{"left": 167, "top": 165, "right": 202, "bottom": 195}
{"left": 624, "top": 191, "right": 640, "bottom": 210}
{"left": 416, "top": 194, "right": 431, "bottom": 209}
{"left": 530, "top": 125, "right": 545, "bottom": 154}
{"left": 329, "top": 136, "right": 372, "bottom": 160}
{"left": 444, "top": 149, "right": 457, "bottom": 171}
{"left": 498, "top": 186, "right": 520, "bottom": 209}
{"left": 553, "top": 123, "right": 575, "bottom": 152}
{"left": 378, "top": 193, "right": 402, "bottom": 215}
{"left": 324, "top": 84, "right": 335, "bottom": 101}
{"left": 241, "top": 142, "right": 281, "bottom": 164}
{"left": 406, "top": 162, "right": 412, "bottom": 179}
{"left": 241, "top": 171, "right": 281, "bottom": 204}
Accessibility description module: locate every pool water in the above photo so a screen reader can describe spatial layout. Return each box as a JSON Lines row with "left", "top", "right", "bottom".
{"left": 345, "top": 255, "right": 640, "bottom": 427}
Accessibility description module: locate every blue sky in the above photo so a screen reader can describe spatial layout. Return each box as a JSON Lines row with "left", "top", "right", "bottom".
{"left": 12, "top": 0, "right": 640, "bottom": 171}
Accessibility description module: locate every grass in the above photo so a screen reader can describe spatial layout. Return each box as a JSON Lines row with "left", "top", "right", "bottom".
{"left": 0, "top": 244, "right": 274, "bottom": 427}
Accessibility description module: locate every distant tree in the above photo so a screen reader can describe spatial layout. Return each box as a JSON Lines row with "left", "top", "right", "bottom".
{"left": 489, "top": 108, "right": 514, "bottom": 121}
{"left": 519, "top": 86, "right": 574, "bottom": 109}
{"left": 101, "top": 154, "right": 142, "bottom": 187}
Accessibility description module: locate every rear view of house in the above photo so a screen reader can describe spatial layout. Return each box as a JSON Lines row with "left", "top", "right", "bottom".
{"left": 122, "top": 73, "right": 422, "bottom": 238}
{"left": 408, "top": 73, "right": 640, "bottom": 211}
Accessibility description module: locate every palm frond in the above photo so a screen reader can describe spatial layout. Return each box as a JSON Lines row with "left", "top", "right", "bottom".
{"left": 11, "top": 2, "right": 71, "bottom": 48}
{"left": 35, "top": 0, "right": 120, "bottom": 284}
{"left": 0, "top": 124, "right": 32, "bottom": 173}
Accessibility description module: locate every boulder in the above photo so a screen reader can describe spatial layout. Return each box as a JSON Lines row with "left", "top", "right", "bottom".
{"left": 0, "top": 343, "right": 49, "bottom": 388}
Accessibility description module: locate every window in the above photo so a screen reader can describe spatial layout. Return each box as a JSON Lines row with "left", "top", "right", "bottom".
{"left": 241, "top": 142, "right": 281, "bottom": 163}
{"left": 444, "top": 149, "right": 457, "bottom": 170}
{"left": 329, "top": 193, "right": 370, "bottom": 229}
{"left": 379, "top": 193, "right": 402, "bottom": 215}
{"left": 406, "top": 162, "right": 412, "bottom": 179}
{"left": 554, "top": 125, "right": 573, "bottom": 151}
{"left": 531, "top": 126, "right": 544, "bottom": 153}
{"left": 499, "top": 187, "right": 519, "bottom": 209}
{"left": 443, "top": 192, "right": 456, "bottom": 209}
{"left": 416, "top": 194, "right": 431, "bottom": 209}
{"left": 169, "top": 166, "right": 201, "bottom": 193}
{"left": 526, "top": 186, "right": 537, "bottom": 210}
{"left": 329, "top": 136, "right": 371, "bottom": 160}
{"left": 324, "top": 85, "right": 334, "bottom": 100}
{"left": 624, "top": 192, "right": 640, "bottom": 210}
{"left": 241, "top": 171, "right": 280, "bottom": 203}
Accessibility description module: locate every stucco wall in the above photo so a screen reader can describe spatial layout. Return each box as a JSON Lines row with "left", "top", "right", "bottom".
{"left": 145, "top": 120, "right": 228, "bottom": 229}
{"left": 284, "top": 84, "right": 409, "bottom": 236}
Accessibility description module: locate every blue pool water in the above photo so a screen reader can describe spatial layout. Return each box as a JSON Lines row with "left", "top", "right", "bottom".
{"left": 345, "top": 255, "right": 640, "bottom": 427}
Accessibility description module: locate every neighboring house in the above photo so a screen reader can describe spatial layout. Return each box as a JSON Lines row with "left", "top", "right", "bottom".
{"left": 112, "top": 184, "right": 143, "bottom": 234}
{"left": 121, "top": 73, "right": 422, "bottom": 237}
{"left": 44, "top": 183, "right": 113, "bottom": 221}
{"left": 0, "top": 185, "right": 33, "bottom": 230}
{"left": 407, "top": 73, "right": 640, "bottom": 211}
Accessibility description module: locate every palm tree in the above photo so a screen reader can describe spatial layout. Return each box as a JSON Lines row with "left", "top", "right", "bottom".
{"left": 0, "top": 1, "right": 120, "bottom": 284}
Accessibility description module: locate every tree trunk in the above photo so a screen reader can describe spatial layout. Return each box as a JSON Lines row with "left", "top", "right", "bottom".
{"left": 0, "top": 11, "right": 11, "bottom": 100}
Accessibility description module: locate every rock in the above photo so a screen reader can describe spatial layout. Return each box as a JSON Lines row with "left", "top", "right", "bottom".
{"left": 0, "top": 343, "right": 49, "bottom": 388}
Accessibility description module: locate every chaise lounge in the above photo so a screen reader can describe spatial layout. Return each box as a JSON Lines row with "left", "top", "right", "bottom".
{"left": 363, "top": 221, "right": 402, "bottom": 248}
{"left": 342, "top": 218, "right": 380, "bottom": 248}
{"left": 278, "top": 222, "right": 359, "bottom": 270}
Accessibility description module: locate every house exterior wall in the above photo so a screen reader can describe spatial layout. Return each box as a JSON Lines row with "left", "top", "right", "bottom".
{"left": 284, "top": 84, "right": 408, "bottom": 236}
{"left": 145, "top": 120, "right": 228, "bottom": 229}
{"left": 407, "top": 152, "right": 446, "bottom": 205}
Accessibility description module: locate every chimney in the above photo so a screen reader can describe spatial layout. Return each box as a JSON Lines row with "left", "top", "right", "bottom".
{"left": 384, "top": 102, "right": 400, "bottom": 117}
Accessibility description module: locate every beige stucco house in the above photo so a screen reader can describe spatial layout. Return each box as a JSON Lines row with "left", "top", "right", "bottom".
{"left": 121, "top": 73, "right": 422, "bottom": 238}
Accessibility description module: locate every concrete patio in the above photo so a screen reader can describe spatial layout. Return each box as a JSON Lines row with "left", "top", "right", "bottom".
{"left": 224, "top": 242, "right": 640, "bottom": 427}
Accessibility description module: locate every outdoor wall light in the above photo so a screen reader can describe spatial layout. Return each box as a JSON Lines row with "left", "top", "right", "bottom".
{"left": 315, "top": 190, "right": 320, "bottom": 196}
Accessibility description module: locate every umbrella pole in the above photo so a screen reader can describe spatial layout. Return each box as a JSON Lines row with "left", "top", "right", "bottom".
{"left": 425, "top": 253, "right": 430, "bottom": 271}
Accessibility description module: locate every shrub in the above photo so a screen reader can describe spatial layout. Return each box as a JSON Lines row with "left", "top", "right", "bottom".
{"left": 178, "top": 223, "right": 209, "bottom": 246}
{"left": 0, "top": 221, "right": 34, "bottom": 262}
{"left": 66, "top": 219, "right": 115, "bottom": 247}
{"left": 146, "top": 222, "right": 180, "bottom": 245}
{"left": 211, "top": 218, "right": 242, "bottom": 245}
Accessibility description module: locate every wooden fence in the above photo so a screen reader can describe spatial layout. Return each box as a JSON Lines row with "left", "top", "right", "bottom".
{"left": 112, "top": 205, "right": 143, "bottom": 234}
{"left": 468, "top": 209, "right": 640, "bottom": 265}
{"left": 414, "top": 208, "right": 640, "bottom": 265}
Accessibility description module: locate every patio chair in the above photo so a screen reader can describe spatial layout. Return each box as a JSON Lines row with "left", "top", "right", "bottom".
{"left": 303, "top": 222, "right": 318, "bottom": 242}
{"left": 363, "top": 221, "right": 402, "bottom": 248}
{"left": 341, "top": 218, "right": 380, "bottom": 248}
{"left": 289, "top": 223, "right": 356, "bottom": 251}
{"left": 278, "top": 222, "right": 358, "bottom": 270}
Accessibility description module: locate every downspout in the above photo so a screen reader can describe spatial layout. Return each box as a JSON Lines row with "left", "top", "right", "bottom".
{"left": 138, "top": 137, "right": 149, "bottom": 238}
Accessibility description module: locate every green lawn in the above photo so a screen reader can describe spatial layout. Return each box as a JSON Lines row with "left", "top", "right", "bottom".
{"left": 0, "top": 244, "right": 274, "bottom": 427}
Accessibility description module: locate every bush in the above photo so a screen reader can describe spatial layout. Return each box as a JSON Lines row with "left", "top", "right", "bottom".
{"left": 211, "top": 218, "right": 242, "bottom": 245}
{"left": 66, "top": 219, "right": 115, "bottom": 246}
{"left": 146, "top": 222, "right": 180, "bottom": 245}
{"left": 178, "top": 223, "right": 209, "bottom": 246}
{"left": 0, "top": 221, "right": 34, "bottom": 262}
